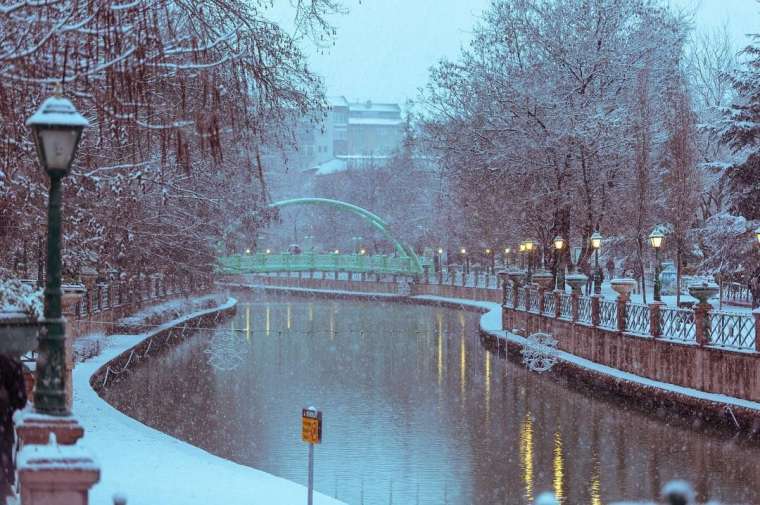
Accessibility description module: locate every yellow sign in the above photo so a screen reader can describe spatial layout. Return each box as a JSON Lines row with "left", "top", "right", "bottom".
{"left": 301, "top": 408, "right": 322, "bottom": 444}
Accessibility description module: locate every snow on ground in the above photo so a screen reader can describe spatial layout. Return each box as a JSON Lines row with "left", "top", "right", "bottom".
{"left": 71, "top": 298, "right": 346, "bottom": 505}
{"left": 117, "top": 293, "right": 224, "bottom": 327}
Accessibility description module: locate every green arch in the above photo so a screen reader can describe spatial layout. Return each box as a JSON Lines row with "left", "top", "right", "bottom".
{"left": 269, "top": 197, "right": 423, "bottom": 274}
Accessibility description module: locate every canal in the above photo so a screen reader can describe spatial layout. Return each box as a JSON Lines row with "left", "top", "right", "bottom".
{"left": 102, "top": 291, "right": 760, "bottom": 504}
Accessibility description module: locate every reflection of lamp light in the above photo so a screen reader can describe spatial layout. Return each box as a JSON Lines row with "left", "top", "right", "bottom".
{"left": 553, "top": 236, "right": 565, "bottom": 251}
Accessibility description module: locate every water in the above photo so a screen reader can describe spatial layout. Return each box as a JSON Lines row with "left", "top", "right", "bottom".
{"left": 103, "top": 292, "right": 760, "bottom": 504}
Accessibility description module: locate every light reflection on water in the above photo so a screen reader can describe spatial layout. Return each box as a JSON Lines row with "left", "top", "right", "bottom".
{"left": 103, "top": 293, "right": 760, "bottom": 504}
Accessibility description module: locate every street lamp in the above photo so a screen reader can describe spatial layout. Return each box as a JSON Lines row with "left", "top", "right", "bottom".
{"left": 755, "top": 226, "right": 760, "bottom": 245}
{"left": 485, "top": 248, "right": 494, "bottom": 274}
{"left": 590, "top": 230, "right": 603, "bottom": 295}
{"left": 26, "top": 86, "right": 89, "bottom": 416}
{"left": 524, "top": 239, "right": 536, "bottom": 284}
{"left": 504, "top": 247, "right": 511, "bottom": 267}
{"left": 649, "top": 227, "right": 665, "bottom": 302}
{"left": 245, "top": 248, "right": 251, "bottom": 255}
{"left": 265, "top": 248, "right": 272, "bottom": 255}
{"left": 553, "top": 235, "right": 565, "bottom": 291}
{"left": 519, "top": 242, "right": 527, "bottom": 269}
{"left": 460, "top": 247, "right": 469, "bottom": 275}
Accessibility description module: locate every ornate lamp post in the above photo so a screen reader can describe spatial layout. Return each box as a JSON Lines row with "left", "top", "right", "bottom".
{"left": 26, "top": 87, "right": 89, "bottom": 416}
{"left": 553, "top": 235, "right": 565, "bottom": 292}
{"left": 485, "top": 248, "right": 495, "bottom": 274}
{"left": 504, "top": 247, "right": 511, "bottom": 267}
{"left": 524, "top": 239, "right": 536, "bottom": 284}
{"left": 460, "top": 247, "right": 469, "bottom": 275}
{"left": 590, "top": 230, "right": 603, "bottom": 295}
{"left": 649, "top": 227, "right": 665, "bottom": 302}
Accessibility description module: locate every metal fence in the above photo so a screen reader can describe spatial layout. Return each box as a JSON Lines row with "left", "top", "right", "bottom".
{"left": 559, "top": 294, "right": 573, "bottom": 320}
{"left": 626, "top": 303, "right": 651, "bottom": 336}
{"left": 660, "top": 307, "right": 696, "bottom": 342}
{"left": 543, "top": 292, "right": 556, "bottom": 316}
{"left": 577, "top": 297, "right": 592, "bottom": 324}
{"left": 708, "top": 311, "right": 756, "bottom": 349}
{"left": 599, "top": 300, "right": 618, "bottom": 330}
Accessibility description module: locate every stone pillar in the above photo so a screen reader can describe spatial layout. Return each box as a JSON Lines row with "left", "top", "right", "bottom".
{"left": 15, "top": 411, "right": 85, "bottom": 448}
{"left": 17, "top": 436, "right": 100, "bottom": 505}
{"left": 694, "top": 302, "right": 711, "bottom": 347}
{"left": 591, "top": 295, "right": 601, "bottom": 327}
{"left": 616, "top": 293, "right": 628, "bottom": 333}
{"left": 571, "top": 292, "right": 580, "bottom": 322}
{"left": 649, "top": 301, "right": 664, "bottom": 339}
{"left": 755, "top": 308, "right": 760, "bottom": 352}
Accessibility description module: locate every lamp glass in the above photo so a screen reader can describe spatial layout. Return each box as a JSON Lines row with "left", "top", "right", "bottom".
{"left": 437, "top": 248, "right": 444, "bottom": 254}
{"left": 519, "top": 243, "right": 526, "bottom": 252}
{"left": 36, "top": 127, "right": 81, "bottom": 171}
{"left": 590, "top": 231, "right": 602, "bottom": 250}
{"left": 756, "top": 227, "right": 760, "bottom": 244}
{"left": 485, "top": 248, "right": 491, "bottom": 254}
{"left": 505, "top": 248, "right": 510, "bottom": 254}
{"left": 649, "top": 230, "right": 664, "bottom": 249}
{"left": 525, "top": 240, "right": 534, "bottom": 251}
{"left": 460, "top": 248, "right": 466, "bottom": 254}
{"left": 553, "top": 236, "right": 565, "bottom": 250}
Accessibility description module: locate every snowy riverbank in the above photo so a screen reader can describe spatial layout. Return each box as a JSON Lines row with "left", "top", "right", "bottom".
{"left": 71, "top": 297, "right": 345, "bottom": 505}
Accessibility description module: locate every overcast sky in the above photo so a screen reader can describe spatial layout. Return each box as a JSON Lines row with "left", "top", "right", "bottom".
{"left": 269, "top": 0, "right": 760, "bottom": 105}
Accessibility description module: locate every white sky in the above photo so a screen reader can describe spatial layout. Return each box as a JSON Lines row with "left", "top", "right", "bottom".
{"left": 269, "top": 0, "right": 760, "bottom": 104}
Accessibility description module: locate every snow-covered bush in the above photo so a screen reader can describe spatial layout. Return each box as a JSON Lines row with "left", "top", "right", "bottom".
{"left": 0, "top": 271, "right": 44, "bottom": 320}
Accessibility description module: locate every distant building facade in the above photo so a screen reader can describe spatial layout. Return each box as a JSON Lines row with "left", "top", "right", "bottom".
{"left": 305, "top": 97, "right": 405, "bottom": 175}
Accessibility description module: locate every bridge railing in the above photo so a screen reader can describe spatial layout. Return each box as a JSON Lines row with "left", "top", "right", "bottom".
{"left": 218, "top": 252, "right": 420, "bottom": 275}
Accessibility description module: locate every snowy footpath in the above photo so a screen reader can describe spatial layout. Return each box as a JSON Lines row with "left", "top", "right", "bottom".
{"left": 71, "top": 297, "right": 345, "bottom": 505}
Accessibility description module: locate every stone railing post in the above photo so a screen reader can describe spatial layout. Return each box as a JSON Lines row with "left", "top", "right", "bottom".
{"left": 649, "top": 302, "right": 663, "bottom": 338}
{"left": 616, "top": 294, "right": 628, "bottom": 333}
{"left": 694, "top": 303, "right": 711, "bottom": 347}
{"left": 754, "top": 308, "right": 760, "bottom": 352}
{"left": 554, "top": 290, "right": 562, "bottom": 319}
{"left": 571, "top": 292, "right": 580, "bottom": 322}
{"left": 591, "top": 294, "right": 601, "bottom": 327}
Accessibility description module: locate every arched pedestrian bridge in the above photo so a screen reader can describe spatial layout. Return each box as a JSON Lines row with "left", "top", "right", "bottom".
{"left": 217, "top": 198, "right": 424, "bottom": 277}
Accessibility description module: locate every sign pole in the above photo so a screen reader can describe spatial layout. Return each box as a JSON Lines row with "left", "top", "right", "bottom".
{"left": 308, "top": 442, "right": 314, "bottom": 505}
{"left": 302, "top": 406, "right": 322, "bottom": 505}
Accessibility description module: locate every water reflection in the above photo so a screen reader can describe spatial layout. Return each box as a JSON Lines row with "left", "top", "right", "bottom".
{"left": 102, "top": 294, "right": 760, "bottom": 505}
